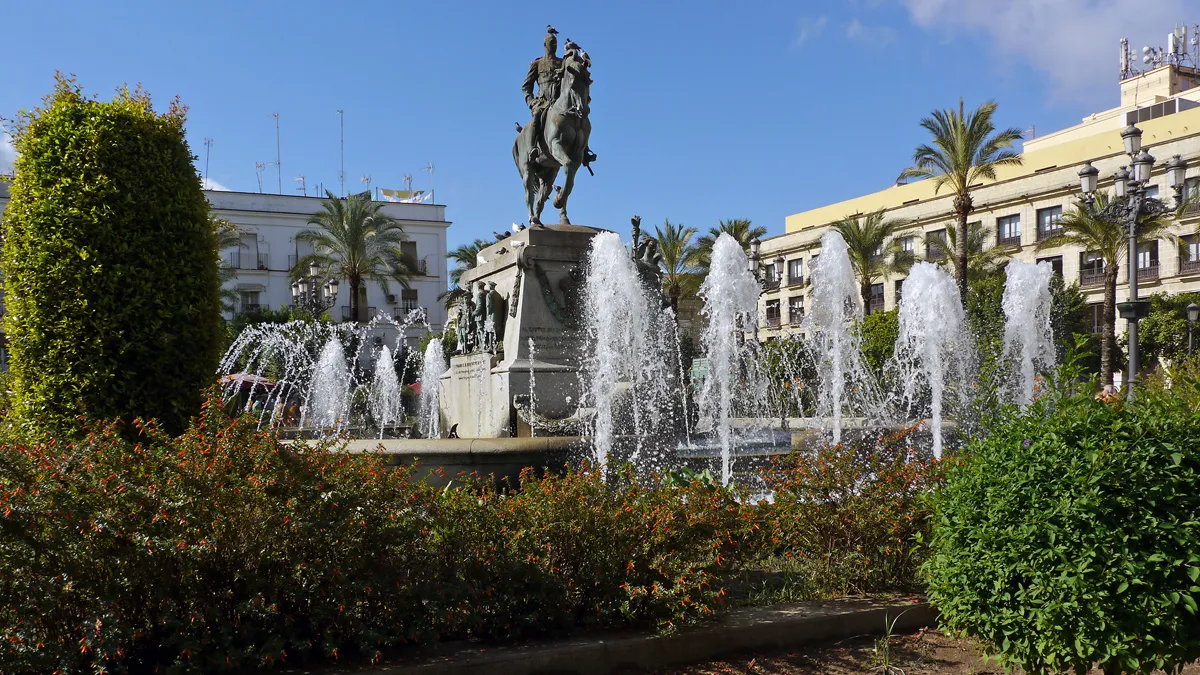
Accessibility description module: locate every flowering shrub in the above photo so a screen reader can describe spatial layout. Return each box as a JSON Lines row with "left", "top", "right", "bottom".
{"left": 755, "top": 426, "right": 950, "bottom": 595}
{"left": 0, "top": 396, "right": 743, "bottom": 674}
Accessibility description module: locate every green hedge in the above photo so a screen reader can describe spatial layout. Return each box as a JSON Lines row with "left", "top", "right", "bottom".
{"left": 0, "top": 396, "right": 744, "bottom": 674}
{"left": 925, "top": 388, "right": 1200, "bottom": 673}
{"left": 2, "top": 77, "right": 222, "bottom": 436}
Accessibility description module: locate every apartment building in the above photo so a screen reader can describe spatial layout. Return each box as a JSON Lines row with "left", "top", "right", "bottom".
{"left": 758, "top": 62, "right": 1200, "bottom": 339}
{"left": 208, "top": 190, "right": 450, "bottom": 344}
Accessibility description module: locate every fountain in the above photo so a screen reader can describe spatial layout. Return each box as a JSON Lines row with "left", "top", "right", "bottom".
{"left": 369, "top": 345, "right": 403, "bottom": 435}
{"left": 891, "top": 262, "right": 968, "bottom": 458}
{"left": 697, "top": 233, "right": 763, "bottom": 485}
{"left": 418, "top": 339, "right": 447, "bottom": 438}
{"left": 1002, "top": 261, "right": 1055, "bottom": 406}
{"left": 308, "top": 338, "right": 350, "bottom": 431}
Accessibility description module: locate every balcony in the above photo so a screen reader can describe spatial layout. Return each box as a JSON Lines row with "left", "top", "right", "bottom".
{"left": 256, "top": 253, "right": 269, "bottom": 270}
{"left": 763, "top": 278, "right": 781, "bottom": 291}
{"left": 925, "top": 247, "right": 946, "bottom": 262}
{"left": 341, "top": 306, "right": 378, "bottom": 321}
{"left": 238, "top": 303, "right": 262, "bottom": 314}
{"left": 996, "top": 235, "right": 1022, "bottom": 248}
{"left": 764, "top": 315, "right": 781, "bottom": 329}
{"left": 1080, "top": 268, "right": 1106, "bottom": 287}
{"left": 1181, "top": 258, "right": 1200, "bottom": 275}
{"left": 789, "top": 312, "right": 803, "bottom": 326}
{"left": 228, "top": 251, "right": 242, "bottom": 269}
{"left": 396, "top": 305, "right": 426, "bottom": 321}
{"left": 1036, "top": 227, "right": 1062, "bottom": 243}
{"left": 1137, "top": 264, "right": 1159, "bottom": 280}
{"left": 787, "top": 274, "right": 804, "bottom": 287}
{"left": 894, "top": 251, "right": 915, "bottom": 265}
{"left": 412, "top": 259, "right": 429, "bottom": 275}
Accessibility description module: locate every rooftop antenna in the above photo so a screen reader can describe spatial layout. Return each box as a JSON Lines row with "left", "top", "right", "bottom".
{"left": 361, "top": 174, "right": 371, "bottom": 194}
{"left": 269, "top": 113, "right": 282, "bottom": 195}
{"left": 422, "top": 162, "right": 435, "bottom": 203}
{"left": 202, "top": 138, "right": 213, "bottom": 189}
{"left": 336, "top": 109, "right": 345, "bottom": 198}
{"left": 294, "top": 175, "right": 307, "bottom": 196}
{"left": 254, "top": 162, "right": 266, "bottom": 193}
{"left": 402, "top": 173, "right": 413, "bottom": 193}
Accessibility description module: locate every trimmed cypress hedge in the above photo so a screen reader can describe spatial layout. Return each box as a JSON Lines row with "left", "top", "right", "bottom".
{"left": 2, "top": 76, "right": 222, "bottom": 435}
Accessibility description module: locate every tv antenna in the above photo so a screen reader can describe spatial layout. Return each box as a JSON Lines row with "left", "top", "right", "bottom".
{"left": 294, "top": 175, "right": 307, "bottom": 196}
{"left": 202, "top": 138, "right": 213, "bottom": 189}
{"left": 254, "top": 162, "right": 266, "bottom": 193}
{"left": 269, "top": 113, "right": 282, "bottom": 195}
{"left": 422, "top": 162, "right": 435, "bottom": 203}
{"left": 336, "top": 109, "right": 345, "bottom": 198}
{"left": 402, "top": 173, "right": 413, "bottom": 193}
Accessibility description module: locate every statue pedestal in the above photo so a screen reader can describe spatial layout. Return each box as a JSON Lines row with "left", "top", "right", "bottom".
{"left": 440, "top": 224, "right": 605, "bottom": 437}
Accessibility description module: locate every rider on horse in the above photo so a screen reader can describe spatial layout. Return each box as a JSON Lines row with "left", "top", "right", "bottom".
{"left": 521, "top": 27, "right": 596, "bottom": 167}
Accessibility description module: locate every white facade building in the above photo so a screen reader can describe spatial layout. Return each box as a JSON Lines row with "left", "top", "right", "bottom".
{"left": 208, "top": 190, "right": 450, "bottom": 344}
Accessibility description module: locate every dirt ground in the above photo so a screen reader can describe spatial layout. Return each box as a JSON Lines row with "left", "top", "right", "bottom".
{"left": 616, "top": 629, "right": 1200, "bottom": 674}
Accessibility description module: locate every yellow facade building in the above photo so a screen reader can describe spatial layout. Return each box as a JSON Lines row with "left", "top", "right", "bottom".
{"left": 758, "top": 64, "right": 1200, "bottom": 339}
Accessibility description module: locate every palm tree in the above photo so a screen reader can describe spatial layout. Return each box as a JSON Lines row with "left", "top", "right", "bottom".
{"left": 831, "top": 209, "right": 910, "bottom": 310}
{"left": 649, "top": 219, "right": 701, "bottom": 306}
{"left": 294, "top": 190, "right": 415, "bottom": 322}
{"left": 441, "top": 238, "right": 492, "bottom": 310}
{"left": 213, "top": 217, "right": 244, "bottom": 314}
{"left": 1037, "top": 191, "right": 1173, "bottom": 389}
{"left": 922, "top": 221, "right": 1009, "bottom": 283}
{"left": 695, "top": 218, "right": 768, "bottom": 270}
{"left": 898, "top": 99, "right": 1025, "bottom": 303}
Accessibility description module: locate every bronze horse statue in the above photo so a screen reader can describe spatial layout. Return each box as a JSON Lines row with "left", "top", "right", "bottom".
{"left": 513, "top": 49, "right": 592, "bottom": 226}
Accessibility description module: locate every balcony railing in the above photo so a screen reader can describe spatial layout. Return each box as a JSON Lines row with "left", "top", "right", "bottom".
{"left": 256, "top": 253, "right": 269, "bottom": 270}
{"left": 765, "top": 315, "right": 781, "bottom": 329}
{"left": 1080, "top": 268, "right": 1106, "bottom": 287}
{"left": 1181, "top": 258, "right": 1200, "bottom": 274}
{"left": 341, "top": 306, "right": 378, "bottom": 321}
{"left": 867, "top": 298, "right": 885, "bottom": 315}
{"left": 925, "top": 247, "right": 946, "bottom": 261}
{"left": 789, "top": 310, "right": 803, "bottom": 326}
{"left": 787, "top": 274, "right": 804, "bottom": 286}
{"left": 395, "top": 305, "right": 426, "bottom": 321}
{"left": 412, "top": 259, "right": 429, "bottom": 275}
{"left": 1137, "top": 264, "right": 1159, "bottom": 280}
{"left": 228, "top": 251, "right": 242, "bottom": 269}
{"left": 997, "top": 235, "right": 1022, "bottom": 248}
{"left": 763, "top": 278, "right": 781, "bottom": 290}
{"left": 238, "top": 303, "right": 262, "bottom": 314}
{"left": 1036, "top": 226, "right": 1062, "bottom": 242}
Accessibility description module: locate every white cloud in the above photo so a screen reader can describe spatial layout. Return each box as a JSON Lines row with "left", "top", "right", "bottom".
{"left": 793, "top": 15, "right": 829, "bottom": 48}
{"left": 899, "top": 0, "right": 1191, "bottom": 105}
{"left": 0, "top": 132, "right": 15, "bottom": 174}
{"left": 202, "top": 176, "right": 230, "bottom": 191}
{"left": 845, "top": 18, "right": 898, "bottom": 47}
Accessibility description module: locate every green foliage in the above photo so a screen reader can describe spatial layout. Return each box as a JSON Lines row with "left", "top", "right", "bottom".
{"left": 858, "top": 309, "right": 899, "bottom": 376}
{"left": 2, "top": 76, "right": 222, "bottom": 436}
{"left": 0, "top": 399, "right": 744, "bottom": 673}
{"left": 1133, "top": 291, "right": 1200, "bottom": 367}
{"left": 417, "top": 330, "right": 457, "bottom": 366}
{"left": 925, "top": 386, "right": 1200, "bottom": 674}
{"left": 758, "top": 335, "right": 816, "bottom": 418}
{"left": 831, "top": 209, "right": 909, "bottom": 307}
{"left": 695, "top": 218, "right": 766, "bottom": 270}
{"left": 224, "top": 305, "right": 314, "bottom": 350}
{"left": 755, "top": 426, "right": 949, "bottom": 596}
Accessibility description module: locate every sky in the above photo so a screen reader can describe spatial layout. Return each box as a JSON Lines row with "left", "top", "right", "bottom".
{"left": 1, "top": 0, "right": 1196, "bottom": 253}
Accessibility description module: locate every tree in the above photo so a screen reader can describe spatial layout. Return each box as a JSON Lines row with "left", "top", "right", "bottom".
{"left": 1037, "top": 191, "right": 1173, "bottom": 389}
{"left": 440, "top": 238, "right": 491, "bottom": 310}
{"left": 2, "top": 76, "right": 223, "bottom": 436}
{"left": 922, "top": 221, "right": 1009, "bottom": 283}
{"left": 649, "top": 219, "right": 701, "bottom": 306}
{"left": 295, "top": 190, "right": 416, "bottom": 323}
{"left": 898, "top": 99, "right": 1024, "bottom": 304}
{"left": 1128, "top": 291, "right": 1200, "bottom": 368}
{"left": 214, "top": 216, "right": 244, "bottom": 314}
{"left": 831, "top": 208, "right": 909, "bottom": 310}
{"left": 695, "top": 218, "right": 767, "bottom": 270}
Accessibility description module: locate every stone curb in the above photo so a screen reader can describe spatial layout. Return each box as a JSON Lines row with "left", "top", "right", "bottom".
{"left": 292, "top": 598, "right": 936, "bottom": 675}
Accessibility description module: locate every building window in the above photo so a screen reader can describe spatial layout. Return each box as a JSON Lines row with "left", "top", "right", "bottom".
{"left": 1137, "top": 241, "right": 1159, "bottom": 280}
{"left": 1089, "top": 303, "right": 1104, "bottom": 334}
{"left": 401, "top": 288, "right": 420, "bottom": 313}
{"left": 401, "top": 241, "right": 427, "bottom": 274}
{"left": 895, "top": 279, "right": 904, "bottom": 305}
{"left": 1036, "top": 206, "right": 1063, "bottom": 241}
{"left": 787, "top": 258, "right": 803, "bottom": 285}
{"left": 765, "top": 299, "right": 781, "bottom": 328}
{"left": 1185, "top": 178, "right": 1200, "bottom": 213}
{"left": 788, "top": 296, "right": 804, "bottom": 325}
{"left": 925, "top": 229, "right": 947, "bottom": 260}
{"left": 238, "top": 291, "right": 261, "bottom": 314}
{"left": 1036, "top": 255, "right": 1063, "bottom": 278}
{"left": 997, "top": 214, "right": 1021, "bottom": 246}
{"left": 868, "top": 283, "right": 885, "bottom": 315}
{"left": 1080, "top": 251, "right": 1105, "bottom": 287}
{"left": 1143, "top": 184, "right": 1160, "bottom": 200}
{"left": 1181, "top": 235, "right": 1200, "bottom": 274}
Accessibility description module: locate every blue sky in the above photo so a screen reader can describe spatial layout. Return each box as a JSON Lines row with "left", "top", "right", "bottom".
{"left": 1, "top": 1, "right": 1193, "bottom": 252}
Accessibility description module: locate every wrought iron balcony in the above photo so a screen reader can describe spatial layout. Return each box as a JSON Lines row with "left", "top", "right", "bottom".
{"left": 787, "top": 274, "right": 804, "bottom": 287}
{"left": 1079, "top": 268, "right": 1106, "bottom": 287}
{"left": 764, "top": 315, "right": 781, "bottom": 329}
{"left": 789, "top": 312, "right": 804, "bottom": 326}
{"left": 238, "top": 303, "right": 262, "bottom": 314}
{"left": 1181, "top": 258, "right": 1200, "bottom": 274}
{"left": 1036, "top": 226, "right": 1062, "bottom": 242}
{"left": 256, "top": 253, "right": 269, "bottom": 270}
{"left": 997, "top": 235, "right": 1022, "bottom": 248}
{"left": 1137, "top": 264, "right": 1159, "bottom": 280}
{"left": 867, "top": 298, "right": 885, "bottom": 315}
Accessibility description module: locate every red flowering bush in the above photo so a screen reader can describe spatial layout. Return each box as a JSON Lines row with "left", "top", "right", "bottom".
{"left": 0, "top": 395, "right": 743, "bottom": 674}
{"left": 755, "top": 426, "right": 951, "bottom": 595}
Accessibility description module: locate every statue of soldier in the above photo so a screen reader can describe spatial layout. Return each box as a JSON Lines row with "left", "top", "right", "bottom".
{"left": 487, "top": 281, "right": 507, "bottom": 351}
{"left": 472, "top": 281, "right": 488, "bottom": 351}
{"left": 454, "top": 301, "right": 469, "bottom": 354}
{"left": 522, "top": 27, "right": 564, "bottom": 165}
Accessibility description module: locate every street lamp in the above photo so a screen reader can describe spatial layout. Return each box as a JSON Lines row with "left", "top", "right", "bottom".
{"left": 1078, "top": 123, "right": 1187, "bottom": 399}
{"left": 1188, "top": 302, "right": 1200, "bottom": 355}
{"left": 292, "top": 264, "right": 339, "bottom": 316}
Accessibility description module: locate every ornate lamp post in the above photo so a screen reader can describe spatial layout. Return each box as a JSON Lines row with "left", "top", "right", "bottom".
{"left": 1188, "top": 302, "right": 1200, "bottom": 355}
{"left": 291, "top": 261, "right": 340, "bottom": 317}
{"left": 1076, "top": 124, "right": 1188, "bottom": 399}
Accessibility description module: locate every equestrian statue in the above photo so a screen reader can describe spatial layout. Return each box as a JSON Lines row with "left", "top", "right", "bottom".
{"left": 514, "top": 26, "right": 597, "bottom": 226}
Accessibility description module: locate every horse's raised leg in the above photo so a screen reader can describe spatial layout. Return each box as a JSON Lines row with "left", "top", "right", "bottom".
{"left": 555, "top": 162, "right": 581, "bottom": 225}
{"left": 533, "top": 165, "right": 558, "bottom": 227}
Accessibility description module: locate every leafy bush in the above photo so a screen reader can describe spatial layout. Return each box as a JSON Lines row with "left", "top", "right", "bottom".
{"left": 858, "top": 309, "right": 899, "bottom": 376}
{"left": 925, "top": 387, "right": 1200, "bottom": 674}
{"left": 2, "top": 76, "right": 222, "bottom": 436}
{"left": 755, "top": 426, "right": 949, "bottom": 596}
{"left": 0, "top": 396, "right": 742, "bottom": 674}
{"left": 1131, "top": 291, "right": 1200, "bottom": 368}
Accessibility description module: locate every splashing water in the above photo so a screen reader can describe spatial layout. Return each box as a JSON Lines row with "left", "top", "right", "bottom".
{"left": 418, "top": 339, "right": 447, "bottom": 438}
{"left": 697, "top": 233, "right": 763, "bottom": 485}
{"left": 369, "top": 345, "right": 403, "bottom": 435}
{"left": 1003, "top": 261, "right": 1055, "bottom": 407}
{"left": 805, "top": 230, "right": 883, "bottom": 443}
{"left": 308, "top": 338, "right": 350, "bottom": 431}
{"left": 892, "top": 262, "right": 968, "bottom": 459}
{"left": 528, "top": 337, "right": 537, "bottom": 439}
